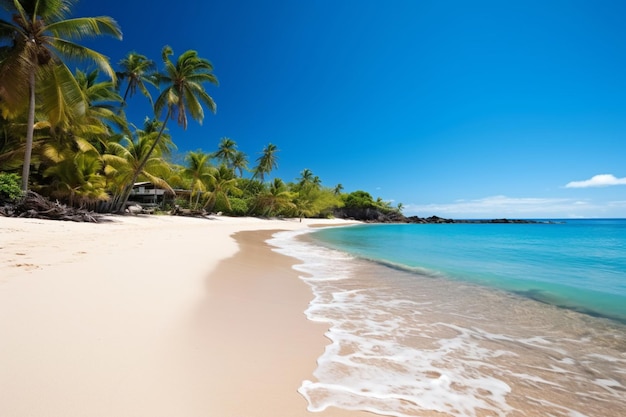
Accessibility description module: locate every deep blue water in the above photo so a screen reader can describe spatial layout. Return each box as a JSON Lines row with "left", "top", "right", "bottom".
{"left": 310, "top": 219, "right": 626, "bottom": 323}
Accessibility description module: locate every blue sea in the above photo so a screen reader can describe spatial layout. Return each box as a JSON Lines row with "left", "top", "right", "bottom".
{"left": 268, "top": 219, "right": 626, "bottom": 417}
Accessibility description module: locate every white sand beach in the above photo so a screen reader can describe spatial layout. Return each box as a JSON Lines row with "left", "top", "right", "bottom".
{"left": 0, "top": 214, "right": 372, "bottom": 417}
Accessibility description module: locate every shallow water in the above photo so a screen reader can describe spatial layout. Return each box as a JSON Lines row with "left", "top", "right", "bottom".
{"left": 268, "top": 225, "right": 626, "bottom": 417}
{"left": 308, "top": 221, "right": 626, "bottom": 323}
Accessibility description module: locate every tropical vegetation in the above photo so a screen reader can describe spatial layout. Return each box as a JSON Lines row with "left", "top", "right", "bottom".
{"left": 0, "top": 0, "right": 402, "bottom": 220}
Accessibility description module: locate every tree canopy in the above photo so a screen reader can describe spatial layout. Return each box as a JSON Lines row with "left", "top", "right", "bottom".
{"left": 0, "top": 1, "right": 402, "bottom": 219}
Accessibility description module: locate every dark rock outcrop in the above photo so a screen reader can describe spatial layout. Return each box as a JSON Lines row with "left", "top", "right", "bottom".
{"left": 334, "top": 208, "right": 541, "bottom": 224}
{"left": 333, "top": 207, "right": 405, "bottom": 223}
{"left": 405, "top": 216, "right": 540, "bottom": 224}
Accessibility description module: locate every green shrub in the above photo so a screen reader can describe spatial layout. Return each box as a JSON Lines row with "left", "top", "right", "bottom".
{"left": 343, "top": 190, "right": 375, "bottom": 209}
{"left": 173, "top": 197, "right": 190, "bottom": 209}
{"left": 224, "top": 197, "right": 248, "bottom": 216}
{"left": 0, "top": 172, "right": 22, "bottom": 202}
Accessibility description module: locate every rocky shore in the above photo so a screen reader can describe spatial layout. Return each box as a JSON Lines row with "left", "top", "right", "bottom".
{"left": 333, "top": 207, "right": 548, "bottom": 224}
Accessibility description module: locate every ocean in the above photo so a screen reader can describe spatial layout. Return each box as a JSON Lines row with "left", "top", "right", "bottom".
{"left": 268, "top": 219, "right": 626, "bottom": 417}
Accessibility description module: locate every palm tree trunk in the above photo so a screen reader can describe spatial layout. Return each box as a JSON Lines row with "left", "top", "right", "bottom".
{"left": 115, "top": 109, "right": 171, "bottom": 213}
{"left": 21, "top": 69, "right": 36, "bottom": 192}
{"left": 122, "top": 83, "right": 131, "bottom": 104}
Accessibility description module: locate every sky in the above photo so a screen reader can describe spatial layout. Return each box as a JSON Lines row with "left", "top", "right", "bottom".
{"left": 72, "top": 0, "right": 626, "bottom": 218}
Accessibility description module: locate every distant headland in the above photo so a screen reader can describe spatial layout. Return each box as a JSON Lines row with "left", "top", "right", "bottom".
{"left": 333, "top": 207, "right": 557, "bottom": 224}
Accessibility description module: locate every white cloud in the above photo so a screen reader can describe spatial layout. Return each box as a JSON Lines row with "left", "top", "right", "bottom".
{"left": 403, "top": 195, "right": 625, "bottom": 219}
{"left": 565, "top": 174, "right": 626, "bottom": 188}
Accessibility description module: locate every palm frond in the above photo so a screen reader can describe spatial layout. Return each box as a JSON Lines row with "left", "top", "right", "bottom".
{"left": 41, "top": 142, "right": 65, "bottom": 163}
{"left": 182, "top": 88, "right": 204, "bottom": 125}
{"left": 46, "top": 17, "right": 122, "bottom": 41}
{"left": 49, "top": 38, "right": 117, "bottom": 80}
{"left": 185, "top": 72, "right": 219, "bottom": 85}
{"left": 73, "top": 136, "right": 99, "bottom": 153}
{"left": 193, "top": 88, "right": 216, "bottom": 114}
{"left": 0, "top": 43, "right": 33, "bottom": 110}
{"left": 140, "top": 170, "right": 173, "bottom": 193}
{"left": 37, "top": 61, "right": 84, "bottom": 127}
{"left": 29, "top": 0, "right": 74, "bottom": 20}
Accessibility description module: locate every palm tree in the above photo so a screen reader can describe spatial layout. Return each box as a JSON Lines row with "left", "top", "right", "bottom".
{"left": 74, "top": 68, "right": 128, "bottom": 145}
{"left": 15, "top": 67, "right": 123, "bottom": 203}
{"left": 333, "top": 183, "right": 344, "bottom": 195}
{"left": 137, "top": 117, "right": 176, "bottom": 158}
{"left": 154, "top": 46, "right": 218, "bottom": 130}
{"left": 214, "top": 137, "right": 237, "bottom": 170}
{"left": 104, "top": 120, "right": 174, "bottom": 212}
{"left": 298, "top": 168, "right": 315, "bottom": 187}
{"left": 40, "top": 144, "right": 108, "bottom": 209}
{"left": 0, "top": 0, "right": 122, "bottom": 191}
{"left": 204, "top": 164, "right": 241, "bottom": 212}
{"left": 116, "top": 45, "right": 218, "bottom": 212}
{"left": 252, "top": 143, "right": 278, "bottom": 182}
{"left": 251, "top": 177, "right": 295, "bottom": 217}
{"left": 296, "top": 169, "right": 322, "bottom": 199}
{"left": 182, "top": 150, "right": 214, "bottom": 209}
{"left": 116, "top": 51, "right": 156, "bottom": 106}
{"left": 231, "top": 150, "right": 248, "bottom": 178}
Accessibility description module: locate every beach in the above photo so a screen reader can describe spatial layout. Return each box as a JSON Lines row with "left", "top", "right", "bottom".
{"left": 4, "top": 215, "right": 625, "bottom": 417}
{"left": 0, "top": 214, "right": 371, "bottom": 417}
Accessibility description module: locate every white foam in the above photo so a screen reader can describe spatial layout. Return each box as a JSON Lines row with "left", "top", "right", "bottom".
{"left": 593, "top": 378, "right": 623, "bottom": 389}
{"left": 267, "top": 229, "right": 626, "bottom": 417}
{"left": 269, "top": 229, "right": 516, "bottom": 417}
{"left": 585, "top": 353, "right": 626, "bottom": 363}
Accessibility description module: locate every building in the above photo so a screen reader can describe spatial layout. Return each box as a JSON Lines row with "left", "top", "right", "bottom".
{"left": 129, "top": 182, "right": 173, "bottom": 207}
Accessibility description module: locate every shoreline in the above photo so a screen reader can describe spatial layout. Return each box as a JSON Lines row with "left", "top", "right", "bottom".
{"left": 194, "top": 229, "right": 373, "bottom": 416}
{"left": 0, "top": 214, "right": 369, "bottom": 417}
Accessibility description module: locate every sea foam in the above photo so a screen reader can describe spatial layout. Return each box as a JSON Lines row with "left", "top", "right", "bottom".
{"left": 268, "top": 228, "right": 626, "bottom": 417}
{"left": 270, "top": 229, "right": 514, "bottom": 417}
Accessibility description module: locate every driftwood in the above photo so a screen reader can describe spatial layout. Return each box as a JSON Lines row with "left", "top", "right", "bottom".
{"left": 0, "top": 191, "right": 103, "bottom": 223}
{"left": 170, "top": 205, "right": 209, "bottom": 218}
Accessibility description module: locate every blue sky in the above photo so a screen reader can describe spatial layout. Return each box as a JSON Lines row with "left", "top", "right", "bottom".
{"left": 75, "top": 0, "right": 626, "bottom": 218}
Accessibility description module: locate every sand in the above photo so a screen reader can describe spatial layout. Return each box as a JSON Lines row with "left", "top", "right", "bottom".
{"left": 0, "top": 214, "right": 372, "bottom": 417}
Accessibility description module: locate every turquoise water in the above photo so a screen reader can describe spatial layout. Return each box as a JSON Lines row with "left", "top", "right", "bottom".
{"left": 311, "top": 219, "right": 626, "bottom": 323}
{"left": 269, "top": 220, "right": 626, "bottom": 416}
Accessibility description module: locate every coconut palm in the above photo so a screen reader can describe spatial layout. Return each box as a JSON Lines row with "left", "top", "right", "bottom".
{"left": 40, "top": 144, "right": 108, "bottom": 208}
{"left": 296, "top": 168, "right": 322, "bottom": 196}
{"left": 214, "top": 137, "right": 237, "bottom": 170}
{"left": 19, "top": 68, "right": 122, "bottom": 201}
{"left": 250, "top": 177, "right": 295, "bottom": 217}
{"left": 231, "top": 150, "right": 248, "bottom": 178}
{"left": 298, "top": 168, "right": 315, "bottom": 187}
{"left": 204, "top": 164, "right": 241, "bottom": 212}
{"left": 154, "top": 46, "right": 218, "bottom": 130}
{"left": 0, "top": 0, "right": 122, "bottom": 191}
{"left": 116, "top": 51, "right": 156, "bottom": 106}
{"left": 252, "top": 143, "right": 278, "bottom": 182}
{"left": 116, "top": 45, "right": 218, "bottom": 212}
{"left": 104, "top": 120, "right": 174, "bottom": 211}
{"left": 182, "top": 150, "right": 214, "bottom": 209}
{"left": 136, "top": 117, "right": 176, "bottom": 157}
{"left": 74, "top": 68, "right": 128, "bottom": 146}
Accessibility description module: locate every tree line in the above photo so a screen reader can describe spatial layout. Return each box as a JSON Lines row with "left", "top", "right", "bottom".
{"left": 0, "top": 0, "right": 402, "bottom": 219}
